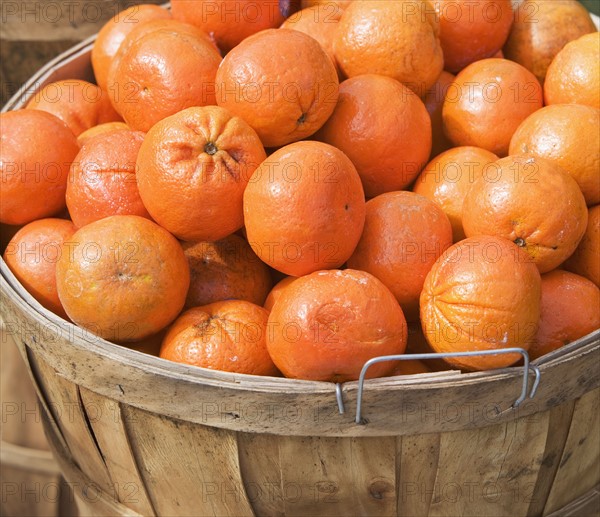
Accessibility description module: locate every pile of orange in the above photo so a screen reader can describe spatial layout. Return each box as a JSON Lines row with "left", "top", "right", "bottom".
{"left": 1, "top": 0, "right": 598, "bottom": 381}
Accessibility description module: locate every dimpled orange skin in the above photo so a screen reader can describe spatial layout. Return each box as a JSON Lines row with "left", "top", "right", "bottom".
{"left": 423, "top": 70, "right": 456, "bottom": 159}
{"left": 216, "top": 29, "right": 339, "bottom": 148}
{"left": 442, "top": 59, "right": 543, "bottom": 156}
{"left": 263, "top": 276, "right": 298, "bottom": 312}
{"left": 3, "top": 218, "right": 76, "bottom": 319}
{"left": 564, "top": 205, "right": 600, "bottom": 287}
{"left": 55, "top": 215, "right": 190, "bottom": 342}
{"left": 77, "top": 122, "right": 129, "bottom": 147}
{"left": 66, "top": 130, "right": 151, "bottom": 228}
{"left": 243, "top": 141, "right": 366, "bottom": 277}
{"left": 0, "top": 110, "right": 80, "bottom": 226}
{"left": 413, "top": 146, "right": 499, "bottom": 242}
{"left": 315, "top": 74, "right": 432, "bottom": 197}
{"left": 509, "top": 104, "right": 600, "bottom": 206}
{"left": 267, "top": 269, "right": 408, "bottom": 382}
{"left": 420, "top": 236, "right": 542, "bottom": 371}
{"left": 136, "top": 106, "right": 266, "bottom": 242}
{"left": 347, "top": 191, "right": 453, "bottom": 322}
{"left": 529, "top": 270, "right": 600, "bottom": 360}
{"left": 544, "top": 32, "right": 600, "bottom": 109}
{"left": 463, "top": 155, "right": 588, "bottom": 274}
{"left": 160, "top": 301, "right": 279, "bottom": 376}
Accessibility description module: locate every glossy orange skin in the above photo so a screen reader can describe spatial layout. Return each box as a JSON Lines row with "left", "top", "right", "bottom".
{"left": 171, "top": 0, "right": 284, "bottom": 53}
{"left": 55, "top": 215, "right": 190, "bottom": 342}
{"left": 316, "top": 74, "right": 431, "bottom": 197}
{"left": 423, "top": 70, "right": 456, "bottom": 159}
{"left": 463, "top": 155, "right": 588, "bottom": 274}
{"left": 137, "top": 106, "right": 266, "bottom": 242}
{"left": 26, "top": 80, "right": 121, "bottom": 137}
{"left": 509, "top": 104, "right": 600, "bottom": 206}
{"left": 347, "top": 191, "right": 453, "bottom": 322}
{"left": 413, "top": 146, "right": 499, "bottom": 242}
{"left": 160, "top": 301, "right": 279, "bottom": 376}
{"left": 216, "top": 29, "right": 339, "bottom": 148}
{"left": 77, "top": 122, "right": 129, "bottom": 147}
{"left": 0, "top": 110, "right": 79, "bottom": 225}
{"left": 3, "top": 218, "right": 76, "bottom": 319}
{"left": 420, "top": 236, "right": 542, "bottom": 371}
{"left": 243, "top": 141, "right": 366, "bottom": 276}
{"left": 437, "top": 0, "right": 514, "bottom": 73}
{"left": 334, "top": 0, "right": 443, "bottom": 97}
{"left": 442, "top": 58, "right": 543, "bottom": 156}
{"left": 66, "top": 130, "right": 151, "bottom": 228}
{"left": 503, "top": 0, "right": 596, "bottom": 83}
{"left": 92, "top": 4, "right": 171, "bottom": 91}
{"left": 263, "top": 276, "right": 297, "bottom": 312}
{"left": 564, "top": 205, "right": 600, "bottom": 287}
{"left": 530, "top": 270, "right": 600, "bottom": 360}
{"left": 544, "top": 32, "right": 600, "bottom": 109}
{"left": 267, "top": 269, "right": 408, "bottom": 382}
{"left": 183, "top": 234, "right": 272, "bottom": 308}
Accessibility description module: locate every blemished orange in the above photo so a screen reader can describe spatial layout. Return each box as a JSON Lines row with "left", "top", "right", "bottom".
{"left": 91, "top": 4, "right": 171, "bottom": 91}
{"left": 55, "top": 215, "right": 190, "bottom": 342}
{"left": 77, "top": 121, "right": 129, "bottom": 147}
{"left": 0, "top": 110, "right": 80, "bottom": 225}
{"left": 183, "top": 234, "right": 272, "bottom": 308}
{"left": 66, "top": 130, "right": 151, "bottom": 228}
{"left": 437, "top": 0, "right": 514, "bottom": 73}
{"left": 544, "top": 32, "right": 600, "bottom": 109}
{"left": 267, "top": 269, "right": 408, "bottom": 382}
{"left": 509, "top": 104, "right": 600, "bottom": 206}
{"left": 564, "top": 205, "right": 600, "bottom": 287}
{"left": 315, "top": 74, "right": 431, "bottom": 197}
{"left": 136, "top": 106, "right": 266, "bottom": 241}
{"left": 216, "top": 28, "right": 339, "bottom": 147}
{"left": 413, "top": 146, "right": 499, "bottom": 242}
{"left": 463, "top": 155, "right": 588, "bottom": 274}
{"left": 3, "top": 218, "right": 76, "bottom": 319}
{"left": 160, "top": 300, "right": 279, "bottom": 376}
{"left": 442, "top": 58, "right": 543, "bottom": 156}
{"left": 171, "top": 0, "right": 284, "bottom": 53}
{"left": 263, "top": 276, "right": 297, "bottom": 312}
{"left": 420, "top": 236, "right": 542, "bottom": 371}
{"left": 107, "top": 23, "right": 222, "bottom": 132}
{"left": 423, "top": 70, "right": 456, "bottom": 159}
{"left": 243, "top": 141, "right": 366, "bottom": 276}
{"left": 347, "top": 191, "right": 453, "bottom": 322}
{"left": 529, "top": 270, "right": 600, "bottom": 360}
{"left": 503, "top": 0, "right": 596, "bottom": 83}
{"left": 333, "top": 0, "right": 443, "bottom": 97}
{"left": 25, "top": 80, "right": 121, "bottom": 136}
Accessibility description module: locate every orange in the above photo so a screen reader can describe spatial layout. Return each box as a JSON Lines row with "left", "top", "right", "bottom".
{"left": 3, "top": 218, "right": 76, "bottom": 319}
{"left": 333, "top": 0, "right": 443, "bottom": 96}
{"left": 405, "top": 322, "right": 452, "bottom": 372}
{"left": 509, "top": 104, "right": 600, "bottom": 206}
{"left": 529, "top": 270, "right": 600, "bottom": 360}
{"left": 216, "top": 28, "right": 339, "bottom": 147}
{"left": 160, "top": 300, "right": 279, "bottom": 376}
{"left": 436, "top": 0, "right": 514, "bottom": 73}
{"left": 25, "top": 80, "right": 121, "bottom": 136}
{"left": 564, "top": 205, "right": 600, "bottom": 287}
{"left": 388, "top": 359, "right": 431, "bottom": 377}
{"left": 183, "top": 234, "right": 272, "bottom": 308}
{"left": 0, "top": 110, "right": 79, "bottom": 225}
{"left": 126, "top": 329, "right": 166, "bottom": 356}
{"left": 301, "top": 0, "right": 351, "bottom": 9}
{"left": 347, "top": 191, "right": 453, "bottom": 322}
{"left": 66, "top": 130, "right": 151, "bottom": 228}
{"left": 413, "top": 146, "right": 499, "bottom": 242}
{"left": 55, "top": 215, "right": 190, "bottom": 342}
{"left": 544, "top": 32, "right": 600, "bottom": 109}
{"left": 171, "top": 0, "right": 284, "bottom": 53}
{"left": 136, "top": 106, "right": 266, "bottom": 241}
{"left": 267, "top": 269, "right": 408, "bottom": 382}
{"left": 77, "top": 121, "right": 129, "bottom": 147}
{"left": 503, "top": 0, "right": 596, "bottom": 83}
{"left": 263, "top": 276, "right": 297, "bottom": 312}
{"left": 463, "top": 155, "right": 588, "bottom": 274}
{"left": 107, "top": 22, "right": 222, "bottom": 132}
{"left": 315, "top": 74, "right": 431, "bottom": 197}
{"left": 92, "top": 4, "right": 171, "bottom": 91}
{"left": 0, "top": 224, "right": 21, "bottom": 254}
{"left": 243, "top": 141, "right": 366, "bottom": 276}
{"left": 423, "top": 70, "right": 456, "bottom": 159}
{"left": 420, "top": 236, "right": 542, "bottom": 371}
{"left": 442, "top": 58, "right": 543, "bottom": 156}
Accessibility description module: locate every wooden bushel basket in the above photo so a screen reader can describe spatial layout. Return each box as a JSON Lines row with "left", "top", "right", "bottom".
{"left": 1, "top": 35, "right": 600, "bottom": 517}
